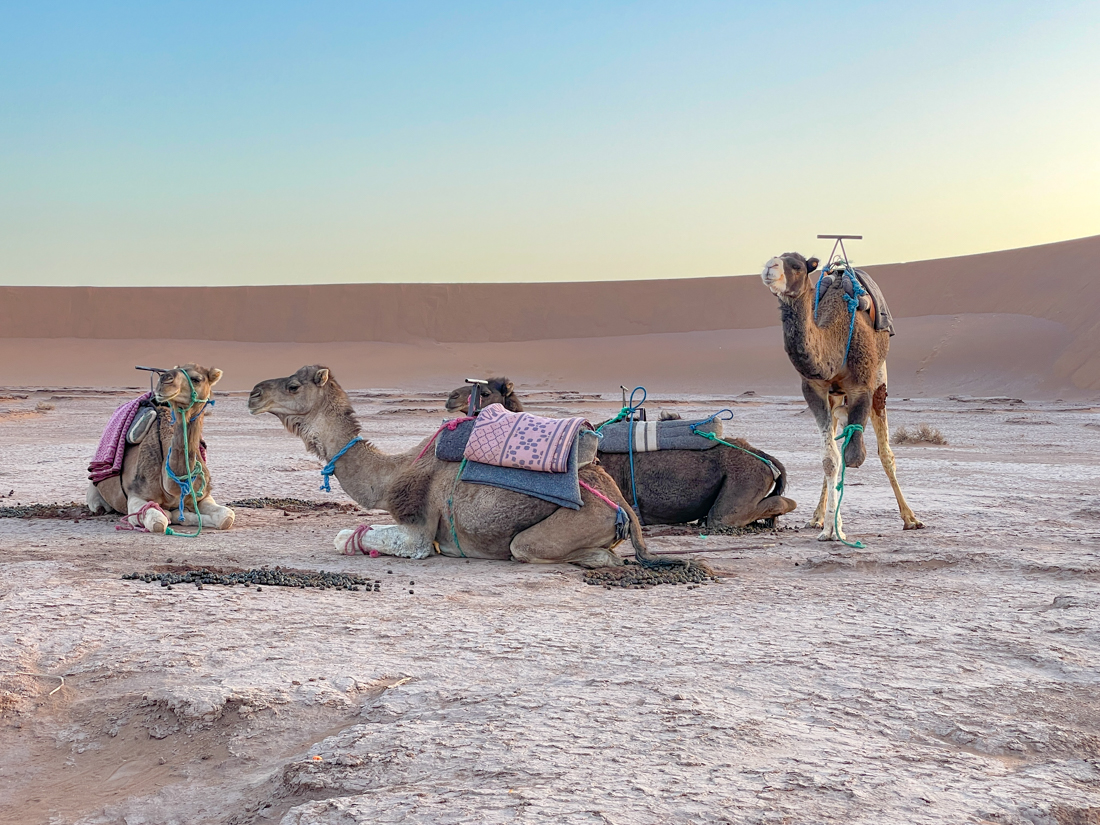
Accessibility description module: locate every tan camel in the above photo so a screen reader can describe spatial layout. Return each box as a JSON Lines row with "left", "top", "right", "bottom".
{"left": 446, "top": 381, "right": 797, "bottom": 528}
{"left": 248, "top": 366, "right": 659, "bottom": 568}
{"left": 86, "top": 365, "right": 235, "bottom": 533}
{"left": 761, "top": 253, "right": 922, "bottom": 541}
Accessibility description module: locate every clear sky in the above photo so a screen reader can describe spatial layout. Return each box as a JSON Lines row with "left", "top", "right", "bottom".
{"left": 2, "top": 1, "right": 1098, "bottom": 286}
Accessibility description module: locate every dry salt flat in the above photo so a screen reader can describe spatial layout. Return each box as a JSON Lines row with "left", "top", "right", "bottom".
{"left": 1, "top": 387, "right": 1099, "bottom": 825}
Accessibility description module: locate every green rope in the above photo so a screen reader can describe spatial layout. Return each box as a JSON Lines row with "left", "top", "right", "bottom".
{"left": 163, "top": 371, "right": 209, "bottom": 539}
{"left": 692, "top": 430, "right": 779, "bottom": 477}
{"left": 594, "top": 406, "right": 632, "bottom": 433}
{"left": 833, "top": 424, "right": 865, "bottom": 549}
{"left": 447, "top": 458, "right": 467, "bottom": 557}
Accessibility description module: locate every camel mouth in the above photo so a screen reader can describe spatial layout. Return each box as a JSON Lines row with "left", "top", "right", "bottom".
{"left": 154, "top": 389, "right": 183, "bottom": 405}
{"left": 247, "top": 396, "right": 270, "bottom": 416}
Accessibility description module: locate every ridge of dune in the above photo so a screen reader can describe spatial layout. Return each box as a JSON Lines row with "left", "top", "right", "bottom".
{"left": 1, "top": 235, "right": 1098, "bottom": 394}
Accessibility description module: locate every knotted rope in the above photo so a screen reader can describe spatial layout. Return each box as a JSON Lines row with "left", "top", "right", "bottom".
{"left": 595, "top": 386, "right": 647, "bottom": 515}
{"left": 342, "top": 524, "right": 380, "bottom": 556}
{"left": 320, "top": 436, "right": 363, "bottom": 492}
{"left": 162, "top": 370, "right": 212, "bottom": 538}
{"left": 690, "top": 409, "right": 780, "bottom": 479}
{"left": 116, "top": 501, "right": 172, "bottom": 533}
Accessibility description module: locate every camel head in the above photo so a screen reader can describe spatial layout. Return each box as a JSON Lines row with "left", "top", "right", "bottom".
{"left": 248, "top": 365, "right": 343, "bottom": 419}
{"left": 761, "top": 253, "right": 820, "bottom": 301}
{"left": 153, "top": 364, "right": 222, "bottom": 410}
{"left": 445, "top": 377, "right": 522, "bottom": 413}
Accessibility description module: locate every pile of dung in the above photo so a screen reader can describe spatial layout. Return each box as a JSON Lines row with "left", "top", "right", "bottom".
{"left": 0, "top": 502, "right": 98, "bottom": 520}
{"left": 122, "top": 566, "right": 379, "bottom": 592}
{"left": 584, "top": 559, "right": 721, "bottom": 589}
{"left": 226, "top": 497, "right": 364, "bottom": 514}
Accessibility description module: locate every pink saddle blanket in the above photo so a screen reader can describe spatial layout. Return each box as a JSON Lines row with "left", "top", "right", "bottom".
{"left": 463, "top": 403, "right": 588, "bottom": 473}
{"left": 88, "top": 394, "right": 208, "bottom": 484}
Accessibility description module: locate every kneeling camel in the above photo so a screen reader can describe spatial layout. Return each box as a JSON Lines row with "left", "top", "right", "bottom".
{"left": 249, "top": 366, "right": 657, "bottom": 568}
{"left": 447, "top": 381, "right": 796, "bottom": 528}
{"left": 87, "top": 364, "right": 235, "bottom": 533}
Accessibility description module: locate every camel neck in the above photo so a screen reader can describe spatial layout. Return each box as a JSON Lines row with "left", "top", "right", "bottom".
{"left": 164, "top": 404, "right": 205, "bottom": 476}
{"left": 781, "top": 285, "right": 846, "bottom": 382}
{"left": 299, "top": 413, "right": 409, "bottom": 509}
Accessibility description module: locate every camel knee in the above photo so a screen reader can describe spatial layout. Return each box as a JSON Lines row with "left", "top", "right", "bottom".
{"left": 843, "top": 430, "right": 866, "bottom": 468}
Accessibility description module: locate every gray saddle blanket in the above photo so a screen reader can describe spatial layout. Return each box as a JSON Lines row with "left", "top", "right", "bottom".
{"left": 851, "top": 269, "right": 895, "bottom": 336}
{"left": 460, "top": 437, "right": 582, "bottom": 509}
{"left": 438, "top": 420, "right": 599, "bottom": 467}
{"left": 598, "top": 418, "right": 723, "bottom": 453}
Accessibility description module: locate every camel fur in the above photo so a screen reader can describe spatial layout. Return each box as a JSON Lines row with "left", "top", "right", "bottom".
{"left": 761, "top": 252, "right": 923, "bottom": 541}
{"left": 249, "top": 366, "right": 658, "bottom": 568}
{"left": 86, "top": 364, "right": 235, "bottom": 533}
{"left": 446, "top": 380, "right": 796, "bottom": 528}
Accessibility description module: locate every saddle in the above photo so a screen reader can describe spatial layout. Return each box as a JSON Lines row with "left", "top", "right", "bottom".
{"left": 819, "top": 266, "right": 895, "bottom": 336}
{"left": 436, "top": 410, "right": 599, "bottom": 468}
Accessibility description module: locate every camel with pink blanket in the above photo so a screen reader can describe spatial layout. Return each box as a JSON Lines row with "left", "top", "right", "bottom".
{"left": 86, "top": 364, "right": 235, "bottom": 534}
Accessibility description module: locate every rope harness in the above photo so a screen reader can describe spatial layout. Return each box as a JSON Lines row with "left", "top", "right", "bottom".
{"left": 689, "top": 409, "right": 780, "bottom": 480}
{"left": 814, "top": 260, "right": 869, "bottom": 368}
{"left": 320, "top": 436, "right": 363, "bottom": 492}
{"left": 160, "top": 370, "right": 213, "bottom": 538}
{"left": 578, "top": 479, "right": 631, "bottom": 546}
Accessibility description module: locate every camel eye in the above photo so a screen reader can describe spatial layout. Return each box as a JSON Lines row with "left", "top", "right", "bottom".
{"left": 288, "top": 383, "right": 300, "bottom": 392}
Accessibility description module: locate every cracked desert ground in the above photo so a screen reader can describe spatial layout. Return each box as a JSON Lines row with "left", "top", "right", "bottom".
{"left": 1, "top": 387, "right": 1098, "bottom": 825}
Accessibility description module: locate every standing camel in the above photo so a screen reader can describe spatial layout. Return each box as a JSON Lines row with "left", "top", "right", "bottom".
{"left": 86, "top": 364, "right": 235, "bottom": 533}
{"left": 761, "top": 253, "right": 922, "bottom": 542}
{"left": 249, "top": 366, "right": 659, "bottom": 568}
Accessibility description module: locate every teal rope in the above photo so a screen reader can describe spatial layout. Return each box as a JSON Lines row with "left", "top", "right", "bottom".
{"left": 162, "top": 370, "right": 210, "bottom": 538}
{"left": 690, "top": 428, "right": 779, "bottom": 478}
{"left": 448, "top": 458, "right": 467, "bottom": 557}
{"left": 833, "top": 424, "right": 865, "bottom": 549}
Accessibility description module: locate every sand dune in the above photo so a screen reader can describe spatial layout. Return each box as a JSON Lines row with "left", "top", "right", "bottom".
{"left": 1, "top": 235, "right": 1098, "bottom": 396}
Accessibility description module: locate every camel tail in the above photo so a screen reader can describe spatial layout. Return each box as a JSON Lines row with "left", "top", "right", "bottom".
{"left": 755, "top": 448, "right": 788, "bottom": 499}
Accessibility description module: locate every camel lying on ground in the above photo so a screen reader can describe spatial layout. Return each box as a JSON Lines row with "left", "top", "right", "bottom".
{"left": 87, "top": 364, "right": 235, "bottom": 533}
{"left": 761, "top": 253, "right": 922, "bottom": 541}
{"left": 446, "top": 381, "right": 796, "bottom": 528}
{"left": 249, "top": 366, "right": 659, "bottom": 568}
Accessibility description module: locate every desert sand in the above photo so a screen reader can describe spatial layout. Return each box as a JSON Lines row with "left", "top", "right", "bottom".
{"left": 1, "top": 234, "right": 1099, "bottom": 397}
{"left": 1, "top": 384, "right": 1099, "bottom": 824}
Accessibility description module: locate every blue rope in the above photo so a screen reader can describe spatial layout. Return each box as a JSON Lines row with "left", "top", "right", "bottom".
{"left": 320, "top": 436, "right": 363, "bottom": 492}
{"left": 161, "top": 371, "right": 212, "bottom": 536}
{"left": 813, "top": 262, "right": 868, "bottom": 368}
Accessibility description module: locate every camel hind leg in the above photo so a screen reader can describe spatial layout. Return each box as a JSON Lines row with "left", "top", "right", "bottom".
{"left": 509, "top": 477, "right": 626, "bottom": 568}
{"left": 869, "top": 374, "right": 924, "bottom": 530}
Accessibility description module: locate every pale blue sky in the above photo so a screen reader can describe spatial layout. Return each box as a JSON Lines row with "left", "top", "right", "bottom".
{"left": 2, "top": 1, "right": 1098, "bottom": 285}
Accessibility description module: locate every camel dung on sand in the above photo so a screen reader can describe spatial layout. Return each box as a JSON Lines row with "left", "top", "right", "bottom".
{"left": 86, "top": 364, "right": 235, "bottom": 534}
{"left": 760, "top": 252, "right": 923, "bottom": 542}
{"left": 446, "top": 380, "right": 797, "bottom": 529}
{"left": 248, "top": 365, "right": 676, "bottom": 568}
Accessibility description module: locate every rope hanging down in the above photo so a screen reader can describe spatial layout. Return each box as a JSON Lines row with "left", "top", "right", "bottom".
{"left": 594, "top": 386, "right": 647, "bottom": 514}
{"left": 833, "top": 424, "right": 865, "bottom": 549}
{"left": 814, "top": 260, "right": 869, "bottom": 368}
{"left": 162, "top": 370, "right": 213, "bottom": 538}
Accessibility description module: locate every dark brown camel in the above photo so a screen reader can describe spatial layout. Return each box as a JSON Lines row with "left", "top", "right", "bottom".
{"left": 446, "top": 381, "right": 797, "bottom": 528}
{"left": 761, "top": 253, "right": 922, "bottom": 541}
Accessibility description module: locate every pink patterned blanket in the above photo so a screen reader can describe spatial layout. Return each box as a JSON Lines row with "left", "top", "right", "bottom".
{"left": 89, "top": 393, "right": 153, "bottom": 483}
{"left": 463, "top": 403, "right": 588, "bottom": 473}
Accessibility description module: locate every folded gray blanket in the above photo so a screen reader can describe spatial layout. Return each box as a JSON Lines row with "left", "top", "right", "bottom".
{"left": 460, "top": 437, "right": 582, "bottom": 509}
{"left": 436, "top": 419, "right": 475, "bottom": 462}
{"left": 598, "top": 418, "right": 722, "bottom": 454}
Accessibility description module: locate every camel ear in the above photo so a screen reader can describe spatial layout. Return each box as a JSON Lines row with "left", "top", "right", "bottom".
{"left": 206, "top": 368, "right": 223, "bottom": 386}
{"left": 313, "top": 368, "right": 330, "bottom": 387}
{"left": 806, "top": 257, "right": 820, "bottom": 273}
{"left": 503, "top": 380, "right": 514, "bottom": 396}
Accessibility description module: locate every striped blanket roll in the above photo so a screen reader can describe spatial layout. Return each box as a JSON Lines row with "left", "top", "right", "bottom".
{"left": 598, "top": 418, "right": 723, "bottom": 454}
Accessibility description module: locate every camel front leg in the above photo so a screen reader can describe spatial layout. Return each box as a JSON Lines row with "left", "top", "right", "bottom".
{"left": 335, "top": 524, "right": 434, "bottom": 559}
{"left": 125, "top": 495, "right": 171, "bottom": 534}
{"left": 869, "top": 382, "right": 924, "bottom": 530}
{"left": 197, "top": 495, "right": 235, "bottom": 530}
